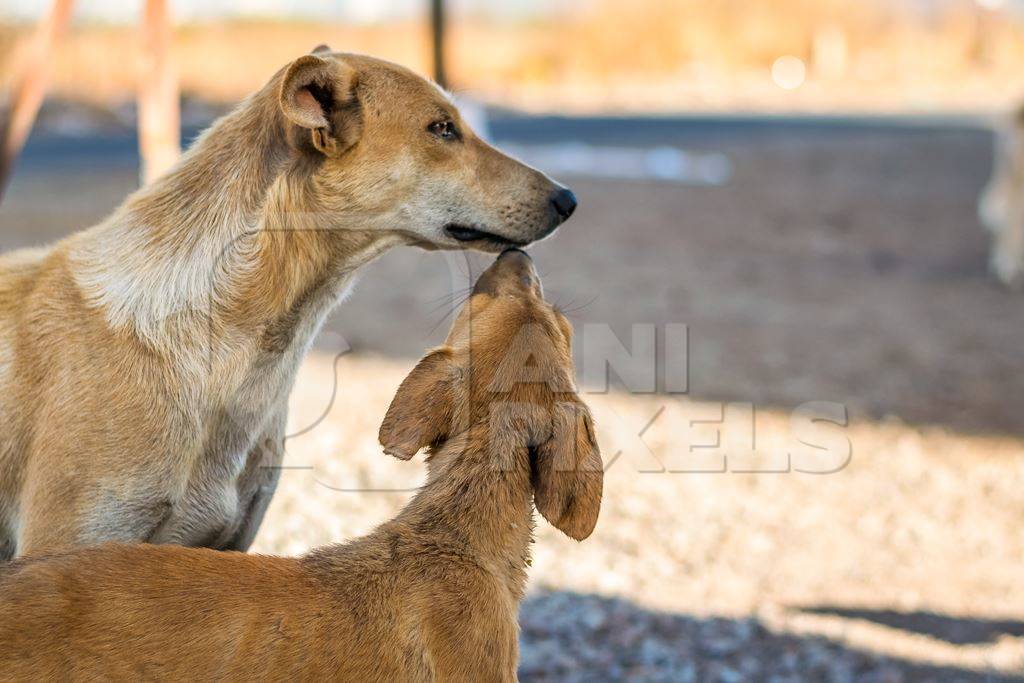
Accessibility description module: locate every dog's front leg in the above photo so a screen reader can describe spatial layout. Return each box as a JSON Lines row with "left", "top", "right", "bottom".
{"left": 220, "top": 410, "right": 286, "bottom": 552}
{"left": 17, "top": 476, "right": 172, "bottom": 558}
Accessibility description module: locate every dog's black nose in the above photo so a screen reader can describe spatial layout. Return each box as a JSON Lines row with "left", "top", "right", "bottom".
{"left": 499, "top": 247, "right": 531, "bottom": 261}
{"left": 550, "top": 188, "right": 578, "bottom": 221}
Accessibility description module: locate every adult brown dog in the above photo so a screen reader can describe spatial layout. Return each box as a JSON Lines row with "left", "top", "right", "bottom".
{"left": 0, "top": 249, "right": 601, "bottom": 681}
{"left": 0, "top": 47, "right": 577, "bottom": 559}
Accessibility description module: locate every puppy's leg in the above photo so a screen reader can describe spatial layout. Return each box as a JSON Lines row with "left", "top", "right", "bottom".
{"left": 220, "top": 411, "right": 286, "bottom": 552}
{"left": 17, "top": 506, "right": 169, "bottom": 557}
{"left": 16, "top": 451, "right": 172, "bottom": 557}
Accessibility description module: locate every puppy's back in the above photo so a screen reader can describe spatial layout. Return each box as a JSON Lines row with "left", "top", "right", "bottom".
{"left": 0, "top": 544, "right": 327, "bottom": 680}
{"left": 0, "top": 541, "right": 436, "bottom": 681}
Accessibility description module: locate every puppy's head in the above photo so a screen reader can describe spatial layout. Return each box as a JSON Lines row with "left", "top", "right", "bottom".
{"left": 379, "top": 249, "right": 602, "bottom": 540}
{"left": 278, "top": 47, "right": 576, "bottom": 252}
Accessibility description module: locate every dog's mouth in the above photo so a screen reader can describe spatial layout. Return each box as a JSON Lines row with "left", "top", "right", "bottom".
{"left": 444, "top": 223, "right": 526, "bottom": 249}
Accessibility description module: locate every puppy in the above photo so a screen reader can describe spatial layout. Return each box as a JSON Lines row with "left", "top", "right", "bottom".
{"left": 0, "top": 47, "right": 577, "bottom": 559}
{"left": 0, "top": 249, "right": 602, "bottom": 682}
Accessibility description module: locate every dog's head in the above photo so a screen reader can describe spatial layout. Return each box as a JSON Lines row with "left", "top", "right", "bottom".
{"left": 379, "top": 249, "right": 602, "bottom": 540}
{"left": 277, "top": 47, "right": 576, "bottom": 252}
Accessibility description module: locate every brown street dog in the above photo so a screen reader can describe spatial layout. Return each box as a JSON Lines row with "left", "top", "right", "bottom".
{"left": 0, "top": 249, "right": 602, "bottom": 682}
{"left": 0, "top": 47, "right": 577, "bottom": 559}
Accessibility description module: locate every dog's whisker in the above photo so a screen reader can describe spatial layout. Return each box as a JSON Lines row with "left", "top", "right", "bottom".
{"left": 552, "top": 294, "right": 598, "bottom": 319}
{"left": 423, "top": 288, "right": 474, "bottom": 317}
{"left": 562, "top": 296, "right": 598, "bottom": 313}
{"left": 424, "top": 286, "right": 472, "bottom": 305}
{"left": 424, "top": 295, "right": 468, "bottom": 339}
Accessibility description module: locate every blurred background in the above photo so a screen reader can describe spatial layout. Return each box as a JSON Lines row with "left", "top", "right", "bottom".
{"left": 2, "top": 1, "right": 1024, "bottom": 681}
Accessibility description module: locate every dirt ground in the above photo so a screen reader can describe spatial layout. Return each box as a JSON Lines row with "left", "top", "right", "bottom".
{"left": 1, "top": 118, "right": 1023, "bottom": 680}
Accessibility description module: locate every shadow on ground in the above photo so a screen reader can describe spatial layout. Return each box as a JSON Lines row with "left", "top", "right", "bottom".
{"left": 520, "top": 591, "right": 1020, "bottom": 682}
{"left": 797, "top": 606, "right": 1024, "bottom": 647}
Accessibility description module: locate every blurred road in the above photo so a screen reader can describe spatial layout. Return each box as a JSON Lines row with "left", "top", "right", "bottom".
{"left": 11, "top": 112, "right": 984, "bottom": 170}
{"left": 3, "top": 114, "right": 1021, "bottom": 436}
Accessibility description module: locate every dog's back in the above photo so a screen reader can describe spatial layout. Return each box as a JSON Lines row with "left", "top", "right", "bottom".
{"left": 0, "top": 543, "right": 365, "bottom": 680}
{"left": 0, "top": 534, "right": 482, "bottom": 680}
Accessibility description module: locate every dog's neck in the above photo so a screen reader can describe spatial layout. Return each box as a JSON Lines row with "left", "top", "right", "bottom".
{"left": 71, "top": 74, "right": 399, "bottom": 354}
{"left": 393, "top": 427, "right": 537, "bottom": 599}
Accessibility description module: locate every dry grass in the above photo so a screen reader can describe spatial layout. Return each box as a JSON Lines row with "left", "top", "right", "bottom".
{"left": 3, "top": 1, "right": 1024, "bottom": 114}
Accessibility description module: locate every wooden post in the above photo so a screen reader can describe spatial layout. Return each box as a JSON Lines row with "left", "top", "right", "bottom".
{"left": 0, "top": 0, "right": 75, "bottom": 202}
{"left": 138, "top": 0, "right": 180, "bottom": 184}
{"left": 430, "top": 0, "right": 447, "bottom": 89}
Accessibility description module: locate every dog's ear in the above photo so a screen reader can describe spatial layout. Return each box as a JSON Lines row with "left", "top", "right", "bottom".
{"left": 279, "top": 54, "right": 361, "bottom": 156}
{"left": 532, "top": 402, "right": 603, "bottom": 541}
{"left": 310, "top": 43, "right": 332, "bottom": 55}
{"left": 379, "top": 349, "right": 458, "bottom": 460}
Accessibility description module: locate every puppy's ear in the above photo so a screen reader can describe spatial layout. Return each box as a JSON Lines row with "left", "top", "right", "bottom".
{"left": 311, "top": 43, "right": 332, "bottom": 55}
{"left": 379, "top": 349, "right": 457, "bottom": 460}
{"left": 279, "top": 54, "right": 361, "bottom": 156}
{"left": 532, "top": 402, "right": 603, "bottom": 541}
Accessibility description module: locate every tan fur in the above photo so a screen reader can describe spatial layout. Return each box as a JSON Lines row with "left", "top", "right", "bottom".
{"left": 0, "top": 49, "right": 573, "bottom": 559}
{"left": 980, "top": 105, "right": 1024, "bottom": 289}
{"left": 0, "top": 251, "right": 602, "bottom": 682}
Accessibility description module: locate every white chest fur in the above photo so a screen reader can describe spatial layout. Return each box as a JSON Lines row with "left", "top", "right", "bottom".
{"left": 150, "top": 271, "right": 358, "bottom": 547}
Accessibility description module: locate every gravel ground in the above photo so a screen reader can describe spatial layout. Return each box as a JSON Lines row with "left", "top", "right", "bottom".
{"left": 519, "top": 591, "right": 1022, "bottom": 683}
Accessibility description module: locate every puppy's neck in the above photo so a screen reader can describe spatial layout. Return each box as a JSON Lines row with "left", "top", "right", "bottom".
{"left": 398, "top": 427, "right": 537, "bottom": 599}
{"left": 70, "top": 74, "right": 398, "bottom": 350}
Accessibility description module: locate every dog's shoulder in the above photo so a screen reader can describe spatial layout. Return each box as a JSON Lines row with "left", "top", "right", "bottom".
{"left": 0, "top": 246, "right": 49, "bottom": 294}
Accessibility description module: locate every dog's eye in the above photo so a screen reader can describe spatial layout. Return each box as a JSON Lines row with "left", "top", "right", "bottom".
{"left": 428, "top": 120, "right": 460, "bottom": 141}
